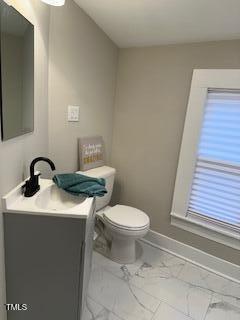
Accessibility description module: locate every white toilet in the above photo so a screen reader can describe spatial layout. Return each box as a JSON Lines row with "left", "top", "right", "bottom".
{"left": 76, "top": 166, "right": 150, "bottom": 264}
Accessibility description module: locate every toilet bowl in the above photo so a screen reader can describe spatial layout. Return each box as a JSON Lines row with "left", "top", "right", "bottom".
{"left": 98, "top": 205, "right": 149, "bottom": 263}
{"left": 76, "top": 166, "right": 150, "bottom": 264}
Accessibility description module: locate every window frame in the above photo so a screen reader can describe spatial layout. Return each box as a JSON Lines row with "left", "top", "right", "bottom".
{"left": 171, "top": 69, "right": 240, "bottom": 250}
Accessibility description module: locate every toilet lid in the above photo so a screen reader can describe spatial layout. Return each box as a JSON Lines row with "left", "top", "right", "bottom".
{"left": 103, "top": 205, "right": 149, "bottom": 230}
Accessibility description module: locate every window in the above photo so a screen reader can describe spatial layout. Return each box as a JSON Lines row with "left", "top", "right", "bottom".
{"left": 188, "top": 89, "right": 240, "bottom": 227}
{"left": 171, "top": 70, "right": 240, "bottom": 250}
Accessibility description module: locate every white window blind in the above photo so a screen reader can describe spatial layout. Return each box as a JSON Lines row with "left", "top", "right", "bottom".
{"left": 188, "top": 89, "right": 240, "bottom": 229}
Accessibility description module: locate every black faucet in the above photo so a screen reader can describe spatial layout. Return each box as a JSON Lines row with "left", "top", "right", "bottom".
{"left": 23, "top": 157, "right": 56, "bottom": 197}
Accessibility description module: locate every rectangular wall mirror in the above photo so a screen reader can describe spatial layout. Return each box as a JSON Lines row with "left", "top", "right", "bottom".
{"left": 0, "top": 1, "right": 34, "bottom": 141}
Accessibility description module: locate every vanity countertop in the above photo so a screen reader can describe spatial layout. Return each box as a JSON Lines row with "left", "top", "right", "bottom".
{"left": 2, "top": 178, "right": 94, "bottom": 219}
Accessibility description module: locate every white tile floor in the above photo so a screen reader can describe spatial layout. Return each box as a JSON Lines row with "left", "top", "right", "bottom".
{"left": 83, "top": 241, "right": 240, "bottom": 320}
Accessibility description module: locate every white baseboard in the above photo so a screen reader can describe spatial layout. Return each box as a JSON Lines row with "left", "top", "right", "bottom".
{"left": 142, "top": 229, "right": 240, "bottom": 284}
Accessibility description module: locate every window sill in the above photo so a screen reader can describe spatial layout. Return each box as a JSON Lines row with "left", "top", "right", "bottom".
{"left": 171, "top": 212, "right": 240, "bottom": 250}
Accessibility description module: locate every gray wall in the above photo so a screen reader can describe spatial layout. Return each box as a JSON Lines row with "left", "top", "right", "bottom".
{"left": 48, "top": 0, "right": 118, "bottom": 173}
{"left": 0, "top": 1, "right": 50, "bottom": 319}
{"left": 111, "top": 40, "right": 240, "bottom": 265}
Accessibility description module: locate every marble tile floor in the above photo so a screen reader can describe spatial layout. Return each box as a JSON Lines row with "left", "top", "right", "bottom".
{"left": 83, "top": 241, "right": 240, "bottom": 320}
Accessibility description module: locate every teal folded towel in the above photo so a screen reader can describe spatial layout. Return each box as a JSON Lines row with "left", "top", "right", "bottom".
{"left": 53, "top": 173, "right": 107, "bottom": 197}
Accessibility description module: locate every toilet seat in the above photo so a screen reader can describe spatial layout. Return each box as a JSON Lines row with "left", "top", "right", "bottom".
{"left": 103, "top": 205, "right": 149, "bottom": 231}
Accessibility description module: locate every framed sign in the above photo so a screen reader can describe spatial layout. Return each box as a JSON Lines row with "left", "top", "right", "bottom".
{"left": 78, "top": 136, "right": 105, "bottom": 171}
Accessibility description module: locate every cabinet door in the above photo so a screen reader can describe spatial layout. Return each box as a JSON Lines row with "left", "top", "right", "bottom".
{"left": 4, "top": 214, "right": 86, "bottom": 320}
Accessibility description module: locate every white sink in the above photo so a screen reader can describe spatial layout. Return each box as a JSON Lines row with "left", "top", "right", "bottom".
{"left": 35, "top": 184, "right": 85, "bottom": 211}
{"left": 2, "top": 178, "right": 94, "bottom": 219}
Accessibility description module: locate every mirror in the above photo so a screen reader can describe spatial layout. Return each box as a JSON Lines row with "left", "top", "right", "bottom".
{"left": 0, "top": 1, "right": 34, "bottom": 141}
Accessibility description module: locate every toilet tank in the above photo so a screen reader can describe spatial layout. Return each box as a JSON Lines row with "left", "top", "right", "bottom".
{"left": 77, "top": 166, "right": 116, "bottom": 211}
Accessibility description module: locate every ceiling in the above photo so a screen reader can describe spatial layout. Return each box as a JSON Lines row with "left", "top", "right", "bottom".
{"left": 74, "top": 0, "right": 240, "bottom": 48}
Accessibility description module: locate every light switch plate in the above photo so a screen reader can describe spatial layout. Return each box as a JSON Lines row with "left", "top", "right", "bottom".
{"left": 68, "top": 105, "right": 79, "bottom": 122}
